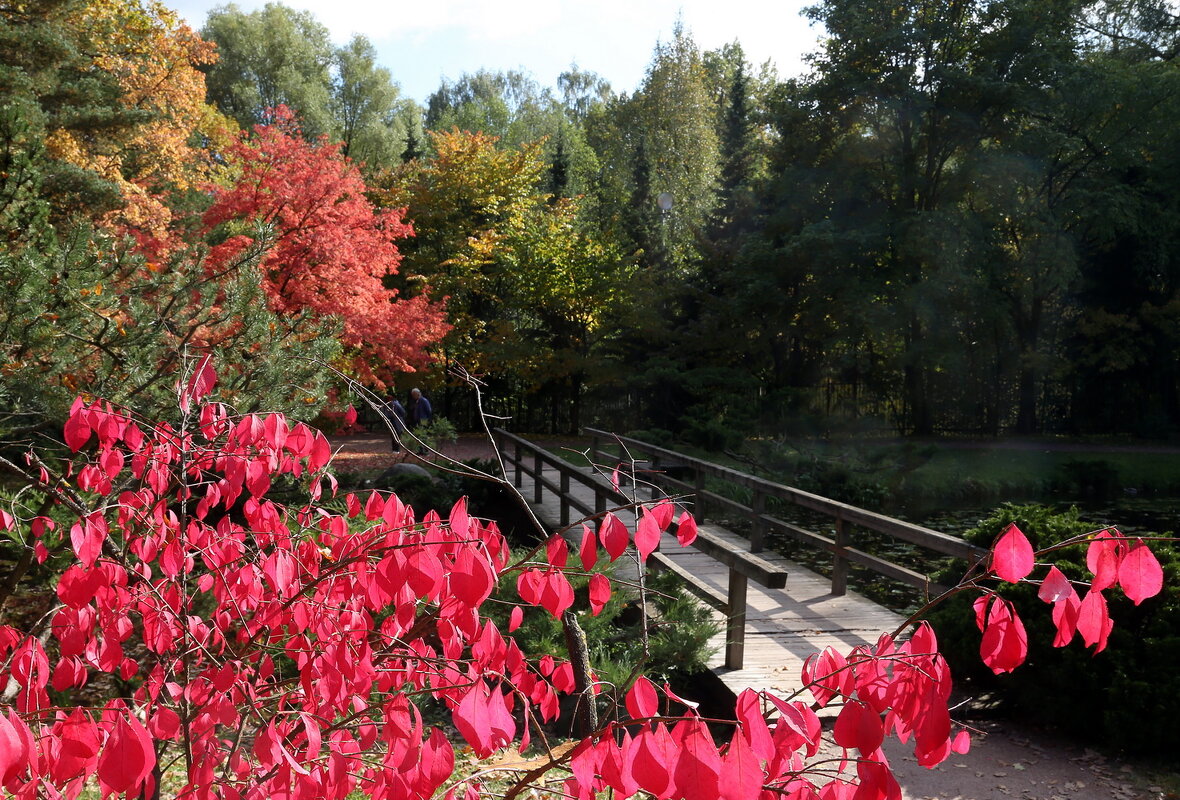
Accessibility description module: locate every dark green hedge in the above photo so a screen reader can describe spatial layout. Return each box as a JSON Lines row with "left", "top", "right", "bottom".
{"left": 926, "top": 504, "right": 1180, "bottom": 754}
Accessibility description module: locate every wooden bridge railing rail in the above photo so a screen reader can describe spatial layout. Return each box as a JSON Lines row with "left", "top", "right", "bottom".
{"left": 491, "top": 428, "right": 787, "bottom": 669}
{"left": 585, "top": 428, "right": 989, "bottom": 597}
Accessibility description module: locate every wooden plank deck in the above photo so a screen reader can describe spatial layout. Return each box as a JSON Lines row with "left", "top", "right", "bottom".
{"left": 511, "top": 455, "right": 907, "bottom": 703}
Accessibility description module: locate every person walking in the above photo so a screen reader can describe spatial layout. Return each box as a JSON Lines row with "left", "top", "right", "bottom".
{"left": 382, "top": 396, "right": 407, "bottom": 452}
{"left": 407, "top": 388, "right": 432, "bottom": 428}
{"left": 407, "top": 388, "right": 433, "bottom": 455}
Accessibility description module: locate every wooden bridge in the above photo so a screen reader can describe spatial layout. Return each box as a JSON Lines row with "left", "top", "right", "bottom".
{"left": 492, "top": 427, "right": 988, "bottom": 702}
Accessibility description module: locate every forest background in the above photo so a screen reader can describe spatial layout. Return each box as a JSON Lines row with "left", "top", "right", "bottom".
{"left": 3, "top": 0, "right": 1180, "bottom": 453}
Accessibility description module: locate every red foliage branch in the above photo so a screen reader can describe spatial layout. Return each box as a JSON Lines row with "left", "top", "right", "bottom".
{"left": 0, "top": 360, "right": 1165, "bottom": 800}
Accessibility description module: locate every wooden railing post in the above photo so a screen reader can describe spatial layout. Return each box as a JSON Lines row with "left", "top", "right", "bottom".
{"left": 560, "top": 471, "right": 570, "bottom": 526}
{"left": 649, "top": 454, "right": 661, "bottom": 500}
{"left": 513, "top": 442, "right": 522, "bottom": 488}
{"left": 750, "top": 490, "right": 765, "bottom": 553}
{"left": 590, "top": 433, "right": 601, "bottom": 469}
{"left": 725, "top": 569, "right": 748, "bottom": 669}
{"left": 832, "top": 516, "right": 850, "bottom": 596}
{"left": 534, "top": 451, "right": 543, "bottom": 504}
{"left": 693, "top": 468, "right": 706, "bottom": 523}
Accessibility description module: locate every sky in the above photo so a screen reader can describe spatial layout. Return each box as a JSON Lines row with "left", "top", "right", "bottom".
{"left": 169, "top": 0, "right": 823, "bottom": 104}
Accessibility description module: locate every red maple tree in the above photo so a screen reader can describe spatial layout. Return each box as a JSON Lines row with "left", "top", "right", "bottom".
{"left": 201, "top": 107, "right": 448, "bottom": 386}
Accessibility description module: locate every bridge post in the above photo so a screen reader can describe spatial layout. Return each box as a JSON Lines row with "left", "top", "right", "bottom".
{"left": 590, "top": 433, "right": 601, "bottom": 468}
{"left": 513, "top": 442, "right": 522, "bottom": 488}
{"left": 832, "top": 517, "right": 850, "bottom": 596}
{"left": 560, "top": 471, "right": 570, "bottom": 526}
{"left": 693, "top": 468, "right": 706, "bottom": 523}
{"left": 750, "top": 490, "right": 765, "bottom": 553}
{"left": 534, "top": 452, "right": 543, "bottom": 504}
{"left": 649, "top": 455, "right": 661, "bottom": 499}
{"left": 725, "top": 569, "right": 748, "bottom": 669}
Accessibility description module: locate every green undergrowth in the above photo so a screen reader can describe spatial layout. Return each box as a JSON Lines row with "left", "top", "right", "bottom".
{"left": 611, "top": 432, "right": 1180, "bottom": 515}
{"left": 926, "top": 503, "right": 1180, "bottom": 756}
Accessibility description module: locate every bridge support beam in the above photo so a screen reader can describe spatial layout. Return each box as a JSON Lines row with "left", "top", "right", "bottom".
{"left": 725, "top": 570, "right": 748, "bottom": 670}
{"left": 832, "top": 517, "right": 850, "bottom": 596}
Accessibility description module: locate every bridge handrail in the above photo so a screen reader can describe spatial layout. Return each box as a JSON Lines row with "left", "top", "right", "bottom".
{"left": 584, "top": 427, "right": 989, "bottom": 595}
{"left": 492, "top": 427, "right": 789, "bottom": 669}
{"left": 491, "top": 428, "right": 788, "bottom": 581}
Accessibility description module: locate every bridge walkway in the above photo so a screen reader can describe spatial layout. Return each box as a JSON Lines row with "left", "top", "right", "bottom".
{"left": 493, "top": 432, "right": 922, "bottom": 701}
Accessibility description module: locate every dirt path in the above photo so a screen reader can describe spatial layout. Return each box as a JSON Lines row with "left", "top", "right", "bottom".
{"left": 325, "top": 432, "right": 501, "bottom": 473}
{"left": 882, "top": 718, "right": 1167, "bottom": 800}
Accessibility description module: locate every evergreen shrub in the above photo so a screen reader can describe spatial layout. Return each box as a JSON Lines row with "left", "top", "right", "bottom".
{"left": 926, "top": 503, "right": 1180, "bottom": 754}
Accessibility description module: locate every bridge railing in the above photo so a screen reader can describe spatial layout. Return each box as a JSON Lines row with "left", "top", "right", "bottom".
{"left": 585, "top": 427, "right": 989, "bottom": 597}
{"left": 491, "top": 427, "right": 788, "bottom": 669}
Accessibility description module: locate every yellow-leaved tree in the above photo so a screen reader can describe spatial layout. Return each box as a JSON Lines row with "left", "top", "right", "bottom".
{"left": 377, "top": 130, "right": 632, "bottom": 430}
{"left": 44, "top": 0, "right": 230, "bottom": 240}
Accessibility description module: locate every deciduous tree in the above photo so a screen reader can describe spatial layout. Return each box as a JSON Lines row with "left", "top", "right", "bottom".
{"left": 203, "top": 108, "right": 449, "bottom": 387}
{"left": 379, "top": 130, "right": 628, "bottom": 428}
{"left": 200, "top": 2, "right": 335, "bottom": 138}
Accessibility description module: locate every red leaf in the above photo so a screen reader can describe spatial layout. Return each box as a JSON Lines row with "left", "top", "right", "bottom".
{"left": 1118, "top": 540, "right": 1163, "bottom": 605}
{"left": 183, "top": 353, "right": 217, "bottom": 406}
{"left": 0, "top": 711, "right": 27, "bottom": 785}
{"left": 343, "top": 405, "right": 358, "bottom": 426}
{"left": 98, "top": 713, "right": 155, "bottom": 795}
{"left": 578, "top": 523, "right": 598, "bottom": 571}
{"left": 508, "top": 606, "right": 523, "bottom": 632}
{"left": 451, "top": 548, "right": 495, "bottom": 608}
{"left": 69, "top": 512, "right": 107, "bottom": 569}
{"left": 672, "top": 718, "right": 722, "bottom": 800}
{"left": 148, "top": 707, "right": 181, "bottom": 740}
{"left": 453, "top": 681, "right": 494, "bottom": 757}
{"left": 979, "top": 596, "right": 1028, "bottom": 674}
{"left": 854, "top": 758, "right": 901, "bottom": 800}
{"left": 1051, "top": 593, "right": 1081, "bottom": 647}
{"left": 832, "top": 699, "right": 883, "bottom": 755}
{"left": 1076, "top": 588, "right": 1113, "bottom": 652}
{"left": 53, "top": 710, "right": 99, "bottom": 782}
{"left": 517, "top": 569, "right": 543, "bottom": 605}
{"left": 626, "top": 676, "right": 659, "bottom": 720}
{"left": 734, "top": 690, "right": 774, "bottom": 762}
{"left": 635, "top": 511, "right": 661, "bottom": 562}
{"left": 449, "top": 496, "right": 470, "bottom": 537}
{"left": 650, "top": 499, "right": 675, "bottom": 530}
{"left": 627, "top": 725, "right": 674, "bottom": 798}
{"left": 720, "top": 723, "right": 764, "bottom": 800}
{"left": 991, "top": 523, "right": 1035, "bottom": 583}
{"left": 245, "top": 459, "right": 271, "bottom": 498}
{"left": 546, "top": 535, "right": 569, "bottom": 569}
{"left": 538, "top": 570, "right": 574, "bottom": 618}
{"left": 677, "top": 511, "right": 698, "bottom": 547}
{"left": 599, "top": 513, "right": 630, "bottom": 561}
{"left": 1086, "top": 530, "right": 1123, "bottom": 591}
{"left": 589, "top": 573, "right": 611, "bottom": 616}
{"left": 308, "top": 431, "right": 332, "bottom": 472}
{"left": 63, "top": 397, "right": 92, "bottom": 451}
{"left": 1037, "top": 566, "right": 1075, "bottom": 604}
